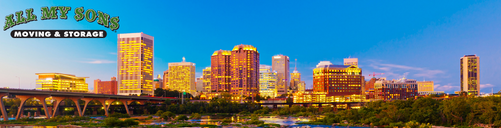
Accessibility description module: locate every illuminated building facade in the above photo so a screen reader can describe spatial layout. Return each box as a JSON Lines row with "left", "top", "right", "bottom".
{"left": 294, "top": 61, "right": 365, "bottom": 103}
{"left": 344, "top": 58, "right": 358, "bottom": 66}
{"left": 36, "top": 73, "right": 88, "bottom": 93}
{"left": 417, "top": 81, "right": 434, "bottom": 92}
{"left": 94, "top": 77, "right": 117, "bottom": 95}
{"left": 460, "top": 55, "right": 480, "bottom": 95}
{"left": 163, "top": 70, "right": 169, "bottom": 89}
{"left": 168, "top": 57, "right": 196, "bottom": 94}
{"left": 153, "top": 75, "right": 163, "bottom": 89}
{"left": 374, "top": 78, "right": 418, "bottom": 101}
{"left": 259, "top": 65, "right": 277, "bottom": 98}
{"left": 230, "top": 44, "right": 259, "bottom": 98}
{"left": 117, "top": 32, "right": 154, "bottom": 96}
{"left": 272, "top": 55, "right": 289, "bottom": 96}
{"left": 211, "top": 50, "right": 232, "bottom": 92}
{"left": 365, "top": 78, "right": 378, "bottom": 100}
{"left": 290, "top": 59, "right": 301, "bottom": 92}
{"left": 203, "top": 67, "right": 211, "bottom": 92}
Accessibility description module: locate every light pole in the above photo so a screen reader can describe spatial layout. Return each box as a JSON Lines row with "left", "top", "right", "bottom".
{"left": 15, "top": 76, "right": 20, "bottom": 89}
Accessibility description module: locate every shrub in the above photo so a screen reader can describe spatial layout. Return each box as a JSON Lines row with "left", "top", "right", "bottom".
{"left": 190, "top": 113, "right": 202, "bottom": 119}
{"left": 103, "top": 117, "right": 139, "bottom": 127}
{"left": 108, "top": 113, "right": 130, "bottom": 118}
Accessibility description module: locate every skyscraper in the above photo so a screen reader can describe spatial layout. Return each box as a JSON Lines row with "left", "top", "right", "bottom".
{"left": 259, "top": 65, "right": 277, "bottom": 98}
{"left": 163, "top": 70, "right": 169, "bottom": 90}
{"left": 168, "top": 57, "right": 196, "bottom": 94}
{"left": 290, "top": 59, "right": 301, "bottom": 92}
{"left": 202, "top": 67, "right": 211, "bottom": 92}
{"left": 117, "top": 32, "right": 154, "bottom": 96}
{"left": 211, "top": 50, "right": 232, "bottom": 92}
{"left": 230, "top": 44, "right": 259, "bottom": 98}
{"left": 272, "top": 55, "right": 289, "bottom": 96}
{"left": 460, "top": 55, "right": 480, "bottom": 95}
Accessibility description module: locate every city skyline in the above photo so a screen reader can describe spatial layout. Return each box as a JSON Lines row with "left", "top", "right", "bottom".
{"left": 1, "top": 1, "right": 500, "bottom": 94}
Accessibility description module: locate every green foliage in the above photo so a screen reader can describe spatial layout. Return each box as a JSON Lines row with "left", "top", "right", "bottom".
{"left": 103, "top": 117, "right": 139, "bottom": 127}
{"left": 160, "top": 111, "right": 175, "bottom": 121}
{"left": 47, "top": 116, "right": 90, "bottom": 122}
{"left": 244, "top": 115, "right": 265, "bottom": 125}
{"left": 108, "top": 113, "right": 130, "bottom": 118}
{"left": 190, "top": 113, "right": 202, "bottom": 119}
{"left": 175, "top": 115, "right": 189, "bottom": 121}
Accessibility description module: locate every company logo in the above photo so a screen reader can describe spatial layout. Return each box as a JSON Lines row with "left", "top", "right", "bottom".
{"left": 4, "top": 6, "right": 120, "bottom": 38}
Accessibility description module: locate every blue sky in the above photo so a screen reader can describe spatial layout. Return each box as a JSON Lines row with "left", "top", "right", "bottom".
{"left": 0, "top": 0, "right": 499, "bottom": 94}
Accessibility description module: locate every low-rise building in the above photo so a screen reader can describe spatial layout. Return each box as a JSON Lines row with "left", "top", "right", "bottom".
{"left": 374, "top": 78, "right": 418, "bottom": 101}
{"left": 36, "top": 73, "right": 89, "bottom": 93}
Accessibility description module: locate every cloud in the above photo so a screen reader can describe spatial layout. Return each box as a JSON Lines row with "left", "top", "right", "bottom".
{"left": 109, "top": 52, "right": 117, "bottom": 55}
{"left": 480, "top": 84, "right": 495, "bottom": 89}
{"left": 82, "top": 59, "right": 115, "bottom": 64}
{"left": 434, "top": 83, "right": 458, "bottom": 91}
{"left": 367, "top": 61, "right": 445, "bottom": 79}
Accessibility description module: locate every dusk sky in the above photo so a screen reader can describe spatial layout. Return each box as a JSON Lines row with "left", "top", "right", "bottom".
{"left": 1, "top": 0, "right": 500, "bottom": 94}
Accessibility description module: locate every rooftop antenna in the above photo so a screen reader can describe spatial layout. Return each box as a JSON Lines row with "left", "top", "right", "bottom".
{"left": 182, "top": 57, "right": 186, "bottom": 62}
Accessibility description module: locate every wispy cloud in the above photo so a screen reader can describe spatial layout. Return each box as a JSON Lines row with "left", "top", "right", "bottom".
{"left": 109, "top": 52, "right": 117, "bottom": 55}
{"left": 81, "top": 59, "right": 115, "bottom": 64}
{"left": 195, "top": 72, "right": 203, "bottom": 78}
{"left": 434, "top": 83, "right": 458, "bottom": 91}
{"left": 480, "top": 84, "right": 495, "bottom": 89}
{"left": 367, "top": 61, "right": 445, "bottom": 79}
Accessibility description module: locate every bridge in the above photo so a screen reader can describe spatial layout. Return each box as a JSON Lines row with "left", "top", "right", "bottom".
{"left": 0, "top": 88, "right": 177, "bottom": 121}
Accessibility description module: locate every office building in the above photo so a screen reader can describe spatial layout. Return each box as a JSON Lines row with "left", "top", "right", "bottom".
{"left": 272, "top": 55, "right": 289, "bottom": 96}
{"left": 153, "top": 74, "right": 163, "bottom": 89}
{"left": 344, "top": 58, "right": 358, "bottom": 66}
{"left": 230, "top": 44, "right": 260, "bottom": 98}
{"left": 36, "top": 73, "right": 89, "bottom": 93}
{"left": 294, "top": 61, "right": 364, "bottom": 103}
{"left": 417, "top": 81, "right": 434, "bottom": 92}
{"left": 94, "top": 77, "right": 117, "bottom": 95}
{"left": 117, "top": 32, "right": 154, "bottom": 96}
{"left": 168, "top": 57, "right": 196, "bottom": 94}
{"left": 290, "top": 59, "right": 301, "bottom": 92}
{"left": 374, "top": 78, "right": 418, "bottom": 101}
{"left": 196, "top": 77, "right": 204, "bottom": 92}
{"left": 460, "top": 55, "right": 480, "bottom": 95}
{"left": 259, "top": 65, "right": 277, "bottom": 98}
{"left": 211, "top": 50, "right": 232, "bottom": 92}
{"left": 202, "top": 67, "right": 211, "bottom": 92}
{"left": 163, "top": 70, "right": 169, "bottom": 89}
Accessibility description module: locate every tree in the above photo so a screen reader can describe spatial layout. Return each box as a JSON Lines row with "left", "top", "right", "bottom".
{"left": 175, "top": 115, "right": 189, "bottom": 121}
{"left": 160, "top": 111, "right": 175, "bottom": 121}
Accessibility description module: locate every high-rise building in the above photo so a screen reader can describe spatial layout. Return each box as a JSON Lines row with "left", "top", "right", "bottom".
{"left": 211, "top": 50, "right": 232, "bottom": 92}
{"left": 94, "top": 77, "right": 117, "bottom": 95}
{"left": 259, "top": 65, "right": 277, "bottom": 98}
{"left": 313, "top": 61, "right": 363, "bottom": 96}
{"left": 290, "top": 59, "right": 301, "bottom": 92}
{"left": 417, "top": 81, "right": 434, "bottom": 92}
{"left": 230, "top": 44, "right": 259, "bottom": 98}
{"left": 117, "top": 32, "right": 154, "bottom": 96}
{"left": 153, "top": 74, "right": 163, "bottom": 89}
{"left": 196, "top": 77, "right": 204, "bottom": 92}
{"left": 344, "top": 58, "right": 358, "bottom": 66}
{"left": 202, "top": 67, "right": 211, "bottom": 92}
{"left": 163, "top": 70, "right": 169, "bottom": 90}
{"left": 295, "top": 61, "right": 365, "bottom": 103}
{"left": 168, "top": 57, "right": 196, "bottom": 94}
{"left": 36, "top": 73, "right": 89, "bottom": 93}
{"left": 460, "top": 55, "right": 480, "bottom": 95}
{"left": 374, "top": 78, "right": 418, "bottom": 101}
{"left": 272, "top": 55, "right": 289, "bottom": 96}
